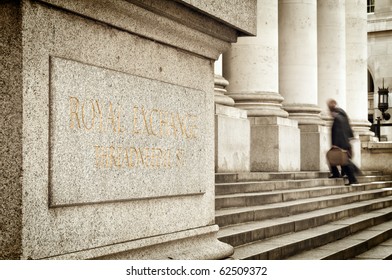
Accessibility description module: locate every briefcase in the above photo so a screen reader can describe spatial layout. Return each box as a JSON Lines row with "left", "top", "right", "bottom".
{"left": 326, "top": 146, "right": 349, "bottom": 166}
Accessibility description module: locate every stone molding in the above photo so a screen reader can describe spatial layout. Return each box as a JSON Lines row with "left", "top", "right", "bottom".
{"left": 38, "top": 0, "right": 244, "bottom": 59}
{"left": 214, "top": 75, "right": 235, "bottom": 106}
{"left": 283, "top": 103, "right": 325, "bottom": 126}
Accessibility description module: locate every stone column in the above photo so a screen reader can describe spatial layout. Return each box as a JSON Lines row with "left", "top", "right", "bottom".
{"left": 316, "top": 0, "right": 347, "bottom": 170}
{"left": 214, "top": 56, "right": 250, "bottom": 172}
{"left": 279, "top": 0, "right": 329, "bottom": 171}
{"left": 318, "top": 0, "right": 347, "bottom": 116}
{"left": 345, "top": 0, "right": 372, "bottom": 167}
{"left": 223, "top": 0, "right": 300, "bottom": 172}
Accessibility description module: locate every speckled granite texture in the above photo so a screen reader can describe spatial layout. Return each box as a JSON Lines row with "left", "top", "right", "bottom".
{"left": 0, "top": 0, "right": 255, "bottom": 259}
{"left": 49, "top": 57, "right": 209, "bottom": 206}
{"left": 0, "top": 1, "right": 23, "bottom": 260}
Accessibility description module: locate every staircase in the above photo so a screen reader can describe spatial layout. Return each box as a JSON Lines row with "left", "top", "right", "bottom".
{"left": 215, "top": 171, "right": 392, "bottom": 260}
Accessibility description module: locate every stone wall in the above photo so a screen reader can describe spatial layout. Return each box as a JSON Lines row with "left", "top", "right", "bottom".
{"left": 0, "top": 0, "right": 256, "bottom": 260}
{"left": 0, "top": 1, "right": 23, "bottom": 260}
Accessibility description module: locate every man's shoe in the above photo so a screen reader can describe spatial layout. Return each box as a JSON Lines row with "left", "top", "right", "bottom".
{"left": 329, "top": 175, "right": 340, "bottom": 178}
{"left": 345, "top": 180, "right": 358, "bottom": 186}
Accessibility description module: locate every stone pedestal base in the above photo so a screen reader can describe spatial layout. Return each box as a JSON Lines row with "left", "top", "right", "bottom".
{"left": 362, "top": 141, "right": 392, "bottom": 175}
{"left": 249, "top": 117, "right": 300, "bottom": 172}
{"left": 299, "top": 125, "right": 330, "bottom": 171}
{"left": 215, "top": 104, "right": 250, "bottom": 172}
{"left": 0, "top": 0, "right": 255, "bottom": 260}
{"left": 45, "top": 225, "right": 233, "bottom": 260}
{"left": 350, "top": 136, "right": 362, "bottom": 168}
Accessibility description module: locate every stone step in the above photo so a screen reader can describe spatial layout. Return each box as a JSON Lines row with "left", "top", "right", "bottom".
{"left": 218, "top": 197, "right": 392, "bottom": 247}
{"left": 286, "top": 219, "right": 392, "bottom": 260}
{"left": 353, "top": 238, "right": 392, "bottom": 260}
{"left": 215, "top": 180, "right": 392, "bottom": 210}
{"left": 216, "top": 178, "right": 341, "bottom": 196}
{"left": 215, "top": 171, "right": 329, "bottom": 184}
{"left": 215, "top": 175, "right": 390, "bottom": 195}
{"left": 231, "top": 207, "right": 392, "bottom": 260}
{"left": 216, "top": 186, "right": 392, "bottom": 227}
{"left": 215, "top": 171, "right": 385, "bottom": 184}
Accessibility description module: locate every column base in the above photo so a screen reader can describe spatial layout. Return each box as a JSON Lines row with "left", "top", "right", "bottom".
{"left": 214, "top": 75, "right": 235, "bottom": 106}
{"left": 350, "top": 136, "right": 362, "bottom": 168}
{"left": 351, "top": 119, "right": 373, "bottom": 134}
{"left": 284, "top": 104, "right": 325, "bottom": 125}
{"left": 348, "top": 119, "right": 372, "bottom": 168}
{"left": 299, "top": 124, "right": 330, "bottom": 171}
{"left": 215, "top": 104, "right": 250, "bottom": 172}
{"left": 249, "top": 116, "right": 300, "bottom": 172}
{"left": 228, "top": 91, "right": 289, "bottom": 118}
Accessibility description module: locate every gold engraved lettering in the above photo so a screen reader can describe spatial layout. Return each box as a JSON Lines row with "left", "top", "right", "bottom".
{"left": 94, "top": 145, "right": 106, "bottom": 168}
{"left": 81, "top": 99, "right": 95, "bottom": 130}
{"left": 108, "top": 102, "right": 115, "bottom": 133}
{"left": 106, "top": 146, "right": 113, "bottom": 168}
{"left": 154, "top": 148, "right": 162, "bottom": 167}
{"left": 93, "top": 145, "right": 183, "bottom": 169}
{"left": 177, "top": 113, "right": 190, "bottom": 138}
{"left": 125, "top": 147, "right": 132, "bottom": 168}
{"left": 149, "top": 108, "right": 159, "bottom": 136}
{"left": 126, "top": 147, "right": 142, "bottom": 168}
{"left": 95, "top": 99, "right": 105, "bottom": 132}
{"left": 187, "top": 114, "right": 198, "bottom": 139}
{"left": 169, "top": 112, "right": 178, "bottom": 137}
{"left": 144, "top": 147, "right": 152, "bottom": 168}
{"left": 69, "top": 96, "right": 81, "bottom": 129}
{"left": 161, "top": 149, "right": 171, "bottom": 167}
{"left": 141, "top": 107, "right": 151, "bottom": 135}
{"left": 107, "top": 102, "right": 123, "bottom": 133}
{"left": 159, "top": 110, "right": 168, "bottom": 138}
{"left": 117, "top": 106, "right": 125, "bottom": 134}
{"left": 132, "top": 106, "right": 141, "bottom": 134}
{"left": 108, "top": 146, "right": 123, "bottom": 168}
{"left": 150, "top": 147, "right": 156, "bottom": 168}
{"left": 137, "top": 147, "right": 147, "bottom": 167}
{"left": 69, "top": 96, "right": 199, "bottom": 140}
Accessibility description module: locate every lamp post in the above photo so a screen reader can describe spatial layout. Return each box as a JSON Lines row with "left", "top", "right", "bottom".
{"left": 376, "top": 79, "right": 390, "bottom": 141}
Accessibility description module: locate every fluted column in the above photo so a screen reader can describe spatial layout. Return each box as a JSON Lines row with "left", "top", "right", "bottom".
{"left": 318, "top": 0, "right": 347, "bottom": 120}
{"left": 346, "top": 0, "right": 371, "bottom": 136}
{"left": 223, "top": 0, "right": 300, "bottom": 171}
{"left": 279, "top": 0, "right": 328, "bottom": 171}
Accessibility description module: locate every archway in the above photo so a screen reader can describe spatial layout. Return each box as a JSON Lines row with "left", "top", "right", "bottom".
{"left": 368, "top": 69, "right": 375, "bottom": 126}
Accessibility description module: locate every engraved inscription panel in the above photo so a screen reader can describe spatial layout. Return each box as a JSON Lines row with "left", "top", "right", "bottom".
{"left": 49, "top": 57, "right": 208, "bottom": 206}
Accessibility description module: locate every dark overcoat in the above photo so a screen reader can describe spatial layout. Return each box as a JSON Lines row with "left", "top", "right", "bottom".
{"left": 331, "top": 108, "right": 354, "bottom": 152}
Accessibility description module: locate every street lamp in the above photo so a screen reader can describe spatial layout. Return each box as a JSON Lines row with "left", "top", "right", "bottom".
{"left": 375, "top": 79, "right": 390, "bottom": 141}
{"left": 378, "top": 80, "right": 390, "bottom": 120}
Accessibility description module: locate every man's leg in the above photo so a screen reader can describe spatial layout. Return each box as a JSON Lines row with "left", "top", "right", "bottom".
{"left": 330, "top": 166, "right": 341, "bottom": 178}
{"left": 342, "top": 162, "right": 358, "bottom": 184}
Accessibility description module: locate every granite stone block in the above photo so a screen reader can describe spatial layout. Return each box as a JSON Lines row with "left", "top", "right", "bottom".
{"left": 0, "top": 0, "right": 256, "bottom": 259}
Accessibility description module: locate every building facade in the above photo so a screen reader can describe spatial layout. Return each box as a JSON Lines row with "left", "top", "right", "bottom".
{"left": 2, "top": 0, "right": 392, "bottom": 260}
{"left": 367, "top": 0, "right": 392, "bottom": 141}
{"left": 215, "top": 0, "right": 392, "bottom": 174}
